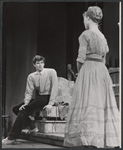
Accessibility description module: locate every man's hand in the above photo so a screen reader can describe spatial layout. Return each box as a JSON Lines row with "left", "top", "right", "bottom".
{"left": 43, "top": 105, "right": 52, "bottom": 114}
{"left": 19, "top": 104, "right": 28, "bottom": 111}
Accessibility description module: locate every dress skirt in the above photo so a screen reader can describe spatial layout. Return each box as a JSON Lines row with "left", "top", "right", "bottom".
{"left": 63, "top": 60, "right": 120, "bottom": 148}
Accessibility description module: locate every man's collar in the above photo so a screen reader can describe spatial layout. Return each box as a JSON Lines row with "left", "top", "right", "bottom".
{"left": 36, "top": 69, "right": 45, "bottom": 75}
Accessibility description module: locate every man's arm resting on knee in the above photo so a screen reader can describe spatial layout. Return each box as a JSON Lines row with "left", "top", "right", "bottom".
{"left": 19, "top": 75, "right": 34, "bottom": 111}
{"left": 43, "top": 69, "right": 58, "bottom": 114}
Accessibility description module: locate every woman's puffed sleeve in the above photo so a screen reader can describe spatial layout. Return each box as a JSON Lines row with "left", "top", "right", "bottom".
{"left": 102, "top": 39, "right": 109, "bottom": 64}
{"left": 76, "top": 32, "right": 89, "bottom": 63}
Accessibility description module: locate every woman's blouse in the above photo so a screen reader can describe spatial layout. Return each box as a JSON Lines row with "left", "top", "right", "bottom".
{"left": 76, "top": 30, "right": 109, "bottom": 64}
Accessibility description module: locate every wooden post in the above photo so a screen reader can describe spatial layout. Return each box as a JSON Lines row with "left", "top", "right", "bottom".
{"left": 118, "top": 2, "right": 121, "bottom": 148}
{"left": 67, "top": 64, "right": 72, "bottom": 81}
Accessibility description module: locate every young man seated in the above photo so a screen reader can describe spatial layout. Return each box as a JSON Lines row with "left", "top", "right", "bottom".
{"left": 2, "top": 55, "right": 58, "bottom": 145}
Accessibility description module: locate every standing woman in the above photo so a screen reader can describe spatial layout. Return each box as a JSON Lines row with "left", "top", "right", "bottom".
{"left": 64, "top": 6, "right": 120, "bottom": 148}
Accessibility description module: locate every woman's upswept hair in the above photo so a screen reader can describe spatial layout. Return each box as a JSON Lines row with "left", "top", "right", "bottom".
{"left": 83, "top": 6, "right": 103, "bottom": 24}
{"left": 32, "top": 55, "right": 45, "bottom": 64}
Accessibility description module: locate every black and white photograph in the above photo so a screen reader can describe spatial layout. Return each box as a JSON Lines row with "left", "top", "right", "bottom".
{"left": 2, "top": 1, "right": 121, "bottom": 148}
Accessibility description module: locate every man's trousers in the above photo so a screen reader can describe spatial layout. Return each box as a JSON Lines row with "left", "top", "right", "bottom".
{"left": 8, "top": 95, "right": 50, "bottom": 140}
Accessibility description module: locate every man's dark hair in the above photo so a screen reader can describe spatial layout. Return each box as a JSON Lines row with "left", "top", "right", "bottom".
{"left": 32, "top": 55, "right": 45, "bottom": 65}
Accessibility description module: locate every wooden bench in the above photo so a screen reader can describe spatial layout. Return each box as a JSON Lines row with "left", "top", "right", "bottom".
{"left": 33, "top": 68, "right": 120, "bottom": 133}
{"left": 34, "top": 77, "right": 74, "bottom": 133}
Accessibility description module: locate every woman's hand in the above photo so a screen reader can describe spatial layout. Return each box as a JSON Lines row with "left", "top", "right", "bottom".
{"left": 77, "top": 61, "right": 83, "bottom": 73}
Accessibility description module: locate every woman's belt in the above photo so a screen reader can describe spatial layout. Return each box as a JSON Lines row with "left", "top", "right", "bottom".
{"left": 86, "top": 57, "right": 103, "bottom": 62}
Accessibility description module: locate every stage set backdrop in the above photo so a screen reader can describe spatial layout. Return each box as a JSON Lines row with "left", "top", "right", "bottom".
{"left": 2, "top": 2, "right": 119, "bottom": 128}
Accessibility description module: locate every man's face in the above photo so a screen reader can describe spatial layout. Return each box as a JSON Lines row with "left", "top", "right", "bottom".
{"left": 34, "top": 60, "right": 45, "bottom": 72}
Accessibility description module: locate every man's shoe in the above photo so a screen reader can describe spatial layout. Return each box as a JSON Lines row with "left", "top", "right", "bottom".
{"left": 27, "top": 127, "right": 39, "bottom": 134}
{"left": 22, "top": 127, "right": 39, "bottom": 134}
{"left": 2, "top": 137, "right": 16, "bottom": 145}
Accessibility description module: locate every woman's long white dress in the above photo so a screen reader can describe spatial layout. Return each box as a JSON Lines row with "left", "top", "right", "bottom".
{"left": 64, "top": 30, "right": 120, "bottom": 148}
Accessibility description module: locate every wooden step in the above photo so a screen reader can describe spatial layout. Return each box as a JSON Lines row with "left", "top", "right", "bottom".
{"left": 109, "top": 67, "right": 119, "bottom": 74}
{"left": 20, "top": 120, "right": 65, "bottom": 147}
{"left": 20, "top": 132, "right": 64, "bottom": 147}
